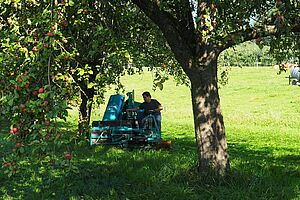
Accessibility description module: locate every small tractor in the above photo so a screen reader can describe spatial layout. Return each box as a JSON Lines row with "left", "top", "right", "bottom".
{"left": 288, "top": 65, "right": 300, "bottom": 85}
{"left": 89, "top": 91, "right": 162, "bottom": 148}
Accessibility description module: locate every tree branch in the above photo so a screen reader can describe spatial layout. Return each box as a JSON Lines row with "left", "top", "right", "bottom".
{"left": 131, "top": 0, "right": 196, "bottom": 69}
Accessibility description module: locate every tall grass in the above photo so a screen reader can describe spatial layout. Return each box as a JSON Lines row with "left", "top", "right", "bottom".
{"left": 0, "top": 67, "right": 299, "bottom": 199}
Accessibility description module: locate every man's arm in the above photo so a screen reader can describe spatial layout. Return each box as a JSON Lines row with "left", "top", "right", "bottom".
{"left": 126, "top": 106, "right": 139, "bottom": 112}
{"left": 154, "top": 104, "right": 163, "bottom": 112}
{"left": 150, "top": 100, "right": 163, "bottom": 113}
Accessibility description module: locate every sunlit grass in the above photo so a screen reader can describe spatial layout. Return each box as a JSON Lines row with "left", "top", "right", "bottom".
{"left": 1, "top": 67, "right": 300, "bottom": 199}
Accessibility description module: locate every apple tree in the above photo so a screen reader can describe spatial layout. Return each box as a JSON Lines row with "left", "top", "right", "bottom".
{"left": 131, "top": 0, "right": 300, "bottom": 175}
{"left": 0, "top": 0, "right": 132, "bottom": 173}
{"left": 0, "top": 0, "right": 176, "bottom": 174}
{"left": 0, "top": 0, "right": 77, "bottom": 175}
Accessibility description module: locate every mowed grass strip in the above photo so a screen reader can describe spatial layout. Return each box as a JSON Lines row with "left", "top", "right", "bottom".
{"left": 0, "top": 67, "right": 299, "bottom": 200}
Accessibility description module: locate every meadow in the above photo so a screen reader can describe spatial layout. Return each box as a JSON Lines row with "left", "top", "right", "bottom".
{"left": 0, "top": 67, "right": 300, "bottom": 199}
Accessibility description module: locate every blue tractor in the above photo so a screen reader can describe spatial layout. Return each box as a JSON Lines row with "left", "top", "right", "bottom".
{"left": 89, "top": 91, "right": 161, "bottom": 147}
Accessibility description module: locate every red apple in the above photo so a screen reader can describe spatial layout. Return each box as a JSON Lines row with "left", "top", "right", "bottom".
{"left": 44, "top": 120, "right": 50, "bottom": 126}
{"left": 60, "top": 19, "right": 68, "bottom": 27}
{"left": 3, "top": 162, "right": 11, "bottom": 167}
{"left": 38, "top": 87, "right": 45, "bottom": 93}
{"left": 12, "top": 127, "right": 18, "bottom": 134}
{"left": 64, "top": 153, "right": 72, "bottom": 159}
{"left": 43, "top": 43, "right": 49, "bottom": 48}
{"left": 32, "top": 47, "right": 39, "bottom": 53}
{"left": 17, "top": 76, "right": 23, "bottom": 83}
{"left": 32, "top": 90, "right": 38, "bottom": 96}
{"left": 15, "top": 142, "right": 22, "bottom": 148}
{"left": 276, "top": 0, "right": 283, "bottom": 6}
{"left": 276, "top": 15, "right": 284, "bottom": 22}
{"left": 19, "top": 104, "right": 25, "bottom": 110}
{"left": 15, "top": 85, "right": 22, "bottom": 91}
{"left": 83, "top": 9, "right": 89, "bottom": 15}
{"left": 46, "top": 32, "right": 54, "bottom": 37}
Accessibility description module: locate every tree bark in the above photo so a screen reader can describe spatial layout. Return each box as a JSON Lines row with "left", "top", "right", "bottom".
{"left": 188, "top": 58, "right": 230, "bottom": 175}
{"left": 79, "top": 87, "right": 94, "bottom": 138}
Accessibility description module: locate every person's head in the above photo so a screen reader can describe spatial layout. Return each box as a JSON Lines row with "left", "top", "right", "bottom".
{"left": 142, "top": 91, "right": 151, "bottom": 103}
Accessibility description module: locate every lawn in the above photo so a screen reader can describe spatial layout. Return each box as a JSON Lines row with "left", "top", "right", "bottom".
{"left": 0, "top": 67, "right": 299, "bottom": 200}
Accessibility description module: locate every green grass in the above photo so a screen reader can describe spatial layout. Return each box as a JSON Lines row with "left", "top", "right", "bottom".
{"left": 1, "top": 67, "right": 300, "bottom": 199}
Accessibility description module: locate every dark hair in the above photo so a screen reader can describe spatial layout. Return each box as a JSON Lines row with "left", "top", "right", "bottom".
{"left": 142, "top": 91, "right": 151, "bottom": 98}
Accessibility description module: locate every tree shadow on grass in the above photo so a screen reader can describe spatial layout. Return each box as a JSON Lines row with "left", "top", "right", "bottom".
{"left": 1, "top": 137, "right": 198, "bottom": 199}
{"left": 1, "top": 136, "right": 299, "bottom": 200}
{"left": 170, "top": 141, "right": 300, "bottom": 200}
{"left": 225, "top": 142, "right": 300, "bottom": 199}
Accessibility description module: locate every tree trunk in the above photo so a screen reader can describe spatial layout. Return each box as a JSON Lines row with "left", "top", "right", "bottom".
{"left": 79, "top": 87, "right": 94, "bottom": 138}
{"left": 130, "top": 0, "right": 229, "bottom": 175}
{"left": 188, "top": 60, "right": 230, "bottom": 175}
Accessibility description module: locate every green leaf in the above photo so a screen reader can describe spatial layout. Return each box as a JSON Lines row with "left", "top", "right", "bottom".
{"left": 78, "top": 69, "right": 85, "bottom": 76}
{"left": 87, "top": 82, "right": 96, "bottom": 89}
{"left": 8, "top": 98, "right": 14, "bottom": 106}
{"left": 69, "top": 0, "right": 74, "bottom": 6}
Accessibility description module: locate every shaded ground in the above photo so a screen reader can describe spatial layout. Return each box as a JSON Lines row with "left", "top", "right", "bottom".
{"left": 0, "top": 130, "right": 299, "bottom": 200}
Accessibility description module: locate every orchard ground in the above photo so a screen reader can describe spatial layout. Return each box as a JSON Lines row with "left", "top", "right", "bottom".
{"left": 1, "top": 67, "right": 300, "bottom": 199}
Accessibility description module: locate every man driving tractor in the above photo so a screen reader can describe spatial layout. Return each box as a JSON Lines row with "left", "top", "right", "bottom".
{"left": 90, "top": 91, "right": 165, "bottom": 147}
{"left": 126, "top": 91, "right": 163, "bottom": 131}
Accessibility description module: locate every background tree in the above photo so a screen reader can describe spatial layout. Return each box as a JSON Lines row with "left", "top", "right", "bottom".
{"left": 218, "top": 41, "right": 276, "bottom": 67}
{"left": 52, "top": 0, "right": 178, "bottom": 136}
{"left": 131, "top": 0, "right": 300, "bottom": 175}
